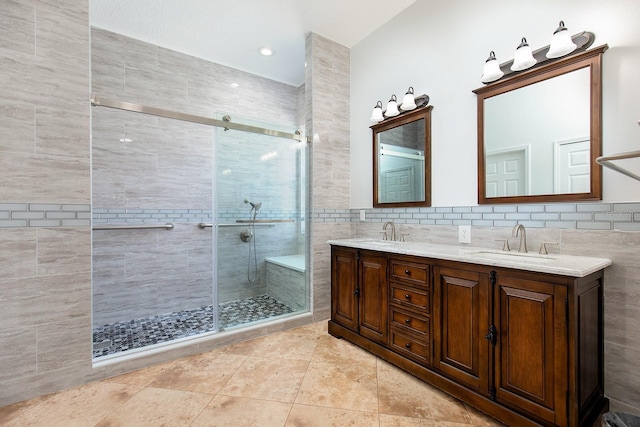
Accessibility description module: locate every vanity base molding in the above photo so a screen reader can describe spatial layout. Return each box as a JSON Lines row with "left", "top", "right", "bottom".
{"left": 329, "top": 245, "right": 609, "bottom": 427}
{"left": 329, "top": 320, "right": 572, "bottom": 427}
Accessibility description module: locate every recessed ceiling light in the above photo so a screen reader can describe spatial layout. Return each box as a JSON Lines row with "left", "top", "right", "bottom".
{"left": 119, "top": 138, "right": 132, "bottom": 143}
{"left": 259, "top": 47, "right": 274, "bottom": 56}
{"left": 230, "top": 82, "right": 239, "bottom": 88}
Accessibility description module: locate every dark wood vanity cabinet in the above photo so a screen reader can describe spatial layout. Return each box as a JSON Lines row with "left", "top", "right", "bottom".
{"left": 432, "top": 266, "right": 491, "bottom": 396}
{"left": 493, "top": 274, "right": 569, "bottom": 426}
{"left": 329, "top": 245, "right": 607, "bottom": 427}
{"left": 330, "top": 246, "right": 388, "bottom": 346}
{"left": 388, "top": 256, "right": 431, "bottom": 365}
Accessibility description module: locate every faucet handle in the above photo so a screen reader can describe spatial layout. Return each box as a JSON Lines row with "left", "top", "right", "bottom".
{"left": 495, "top": 239, "right": 511, "bottom": 251}
{"left": 379, "top": 231, "right": 388, "bottom": 241}
{"left": 539, "top": 241, "right": 558, "bottom": 255}
{"left": 399, "top": 232, "right": 409, "bottom": 242}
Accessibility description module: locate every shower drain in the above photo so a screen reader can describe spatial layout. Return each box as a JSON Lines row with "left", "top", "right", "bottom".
{"left": 93, "top": 339, "right": 112, "bottom": 350}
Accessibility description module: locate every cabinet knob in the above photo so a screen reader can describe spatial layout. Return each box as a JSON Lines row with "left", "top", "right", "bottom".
{"left": 404, "top": 294, "right": 411, "bottom": 299}
{"left": 405, "top": 342, "right": 412, "bottom": 349}
{"left": 405, "top": 318, "right": 412, "bottom": 324}
{"left": 405, "top": 269, "right": 411, "bottom": 275}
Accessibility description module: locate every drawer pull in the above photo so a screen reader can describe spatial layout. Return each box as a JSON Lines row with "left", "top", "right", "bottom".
{"left": 405, "top": 269, "right": 411, "bottom": 275}
{"left": 405, "top": 342, "right": 412, "bottom": 348}
{"left": 404, "top": 294, "right": 411, "bottom": 299}
{"left": 405, "top": 318, "right": 412, "bottom": 324}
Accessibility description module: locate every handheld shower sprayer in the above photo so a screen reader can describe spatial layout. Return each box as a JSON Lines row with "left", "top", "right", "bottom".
{"left": 243, "top": 199, "right": 262, "bottom": 211}
{"left": 242, "top": 198, "right": 263, "bottom": 283}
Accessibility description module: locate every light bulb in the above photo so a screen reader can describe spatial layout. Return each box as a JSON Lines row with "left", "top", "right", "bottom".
{"left": 481, "top": 51, "right": 504, "bottom": 84}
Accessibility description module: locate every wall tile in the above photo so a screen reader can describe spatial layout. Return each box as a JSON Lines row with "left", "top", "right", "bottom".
{"left": 0, "top": 228, "right": 37, "bottom": 279}
{"left": 37, "top": 228, "right": 91, "bottom": 275}
{"left": 36, "top": 6, "right": 89, "bottom": 66}
{"left": 0, "top": 152, "right": 89, "bottom": 204}
{"left": 35, "top": 106, "right": 90, "bottom": 158}
{"left": 0, "top": 0, "right": 35, "bottom": 55}
{"left": 605, "top": 342, "right": 640, "bottom": 410}
{"left": 0, "top": 272, "right": 91, "bottom": 329}
{"left": 0, "top": 101, "right": 35, "bottom": 153}
{"left": 0, "top": 54, "right": 88, "bottom": 110}
{"left": 34, "top": 0, "right": 89, "bottom": 23}
{"left": 37, "top": 317, "right": 91, "bottom": 372}
{"left": 0, "top": 326, "right": 37, "bottom": 382}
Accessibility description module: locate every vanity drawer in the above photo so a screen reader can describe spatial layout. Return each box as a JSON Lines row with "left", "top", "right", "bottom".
{"left": 390, "top": 306, "right": 430, "bottom": 338}
{"left": 389, "top": 258, "right": 430, "bottom": 287}
{"left": 390, "top": 283, "right": 430, "bottom": 313}
{"left": 390, "top": 328, "right": 429, "bottom": 365}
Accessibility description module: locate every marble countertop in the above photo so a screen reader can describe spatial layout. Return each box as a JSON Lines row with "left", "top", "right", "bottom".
{"left": 327, "top": 238, "right": 612, "bottom": 278}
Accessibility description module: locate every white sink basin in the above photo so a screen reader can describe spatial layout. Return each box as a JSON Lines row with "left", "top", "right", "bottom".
{"left": 360, "top": 239, "right": 403, "bottom": 246}
{"left": 467, "top": 250, "right": 555, "bottom": 263}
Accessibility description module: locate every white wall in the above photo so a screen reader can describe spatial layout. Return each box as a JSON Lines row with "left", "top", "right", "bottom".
{"left": 350, "top": 0, "right": 640, "bottom": 208}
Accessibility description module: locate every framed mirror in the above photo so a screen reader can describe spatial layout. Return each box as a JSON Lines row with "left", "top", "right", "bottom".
{"left": 474, "top": 46, "right": 607, "bottom": 204}
{"left": 372, "top": 105, "right": 432, "bottom": 208}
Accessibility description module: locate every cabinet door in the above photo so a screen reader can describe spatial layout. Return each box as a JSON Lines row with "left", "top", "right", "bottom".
{"left": 495, "top": 277, "right": 567, "bottom": 426}
{"left": 433, "top": 267, "right": 490, "bottom": 394}
{"left": 359, "top": 252, "right": 388, "bottom": 344}
{"left": 331, "top": 247, "right": 358, "bottom": 332}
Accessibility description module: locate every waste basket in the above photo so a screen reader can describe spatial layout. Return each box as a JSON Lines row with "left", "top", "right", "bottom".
{"left": 602, "top": 412, "right": 640, "bottom": 427}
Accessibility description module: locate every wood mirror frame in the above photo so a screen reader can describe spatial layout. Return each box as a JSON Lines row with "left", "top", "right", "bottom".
{"left": 474, "top": 45, "right": 607, "bottom": 204}
{"left": 372, "top": 105, "right": 432, "bottom": 208}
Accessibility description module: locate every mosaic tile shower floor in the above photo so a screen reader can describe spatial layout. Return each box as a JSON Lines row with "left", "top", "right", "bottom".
{"left": 92, "top": 295, "right": 295, "bottom": 358}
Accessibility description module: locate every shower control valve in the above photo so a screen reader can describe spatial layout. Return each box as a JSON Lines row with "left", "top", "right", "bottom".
{"left": 240, "top": 228, "right": 253, "bottom": 242}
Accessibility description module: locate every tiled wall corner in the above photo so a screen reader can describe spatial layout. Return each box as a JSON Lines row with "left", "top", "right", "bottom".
{"left": 306, "top": 33, "right": 351, "bottom": 321}
{"left": 0, "top": 0, "right": 93, "bottom": 408}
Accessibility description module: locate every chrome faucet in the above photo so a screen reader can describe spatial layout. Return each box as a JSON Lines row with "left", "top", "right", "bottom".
{"left": 382, "top": 221, "right": 396, "bottom": 241}
{"left": 512, "top": 224, "right": 527, "bottom": 253}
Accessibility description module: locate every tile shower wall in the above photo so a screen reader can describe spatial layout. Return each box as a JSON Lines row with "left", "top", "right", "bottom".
{"left": 305, "top": 33, "right": 352, "bottom": 321}
{"left": 0, "top": 0, "right": 93, "bottom": 407}
{"left": 91, "top": 28, "right": 304, "bottom": 325}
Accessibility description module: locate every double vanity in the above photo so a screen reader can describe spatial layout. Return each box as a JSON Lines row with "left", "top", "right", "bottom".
{"left": 328, "top": 237, "right": 611, "bottom": 427}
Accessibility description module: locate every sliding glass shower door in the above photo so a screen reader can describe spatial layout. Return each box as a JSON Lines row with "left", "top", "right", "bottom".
{"left": 214, "top": 114, "right": 308, "bottom": 330}
{"left": 91, "top": 104, "right": 308, "bottom": 358}
{"left": 91, "top": 106, "right": 217, "bottom": 358}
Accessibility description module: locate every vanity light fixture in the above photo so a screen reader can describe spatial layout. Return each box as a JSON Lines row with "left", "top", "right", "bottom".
{"left": 400, "top": 86, "right": 417, "bottom": 111}
{"left": 481, "top": 51, "right": 504, "bottom": 84}
{"left": 546, "top": 21, "right": 577, "bottom": 58}
{"left": 385, "top": 94, "right": 400, "bottom": 117}
{"left": 511, "top": 38, "right": 537, "bottom": 71}
{"left": 370, "top": 101, "right": 384, "bottom": 122}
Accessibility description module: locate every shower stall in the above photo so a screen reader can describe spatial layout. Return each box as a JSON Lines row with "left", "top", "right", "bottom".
{"left": 90, "top": 100, "right": 308, "bottom": 359}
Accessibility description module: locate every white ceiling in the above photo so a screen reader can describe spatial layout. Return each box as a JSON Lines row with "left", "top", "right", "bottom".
{"left": 90, "top": 0, "right": 416, "bottom": 86}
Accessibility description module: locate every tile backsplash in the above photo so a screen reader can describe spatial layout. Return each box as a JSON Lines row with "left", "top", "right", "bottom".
{"left": 326, "top": 202, "right": 640, "bottom": 231}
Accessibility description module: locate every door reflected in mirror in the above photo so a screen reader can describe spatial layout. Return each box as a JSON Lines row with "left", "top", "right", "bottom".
{"left": 484, "top": 67, "right": 590, "bottom": 197}
{"left": 372, "top": 106, "right": 432, "bottom": 208}
{"left": 474, "top": 46, "right": 606, "bottom": 204}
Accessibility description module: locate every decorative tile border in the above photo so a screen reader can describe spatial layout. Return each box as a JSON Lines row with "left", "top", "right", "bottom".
{"left": 0, "top": 205, "right": 304, "bottom": 227}
{"left": 338, "top": 202, "right": 640, "bottom": 231}
{"left": 310, "top": 209, "right": 351, "bottom": 223}
{"left": 6, "top": 203, "right": 639, "bottom": 230}
{"left": 93, "top": 208, "right": 301, "bottom": 224}
{"left": 93, "top": 208, "right": 213, "bottom": 224}
{"left": 0, "top": 203, "right": 90, "bottom": 227}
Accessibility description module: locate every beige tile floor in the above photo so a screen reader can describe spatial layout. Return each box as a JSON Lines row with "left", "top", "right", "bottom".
{"left": 0, "top": 321, "right": 506, "bottom": 427}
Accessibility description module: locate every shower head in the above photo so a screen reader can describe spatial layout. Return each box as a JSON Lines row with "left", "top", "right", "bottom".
{"left": 244, "top": 199, "right": 262, "bottom": 211}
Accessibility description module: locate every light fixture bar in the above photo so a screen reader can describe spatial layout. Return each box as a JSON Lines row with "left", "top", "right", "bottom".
{"left": 488, "top": 31, "right": 594, "bottom": 83}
